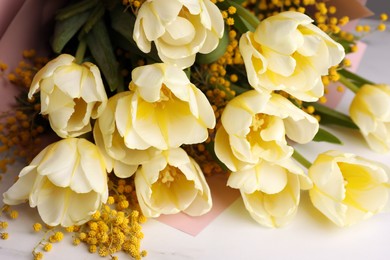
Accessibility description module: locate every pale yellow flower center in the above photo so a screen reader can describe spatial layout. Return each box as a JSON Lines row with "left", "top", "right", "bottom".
{"left": 250, "top": 113, "right": 268, "bottom": 132}
{"left": 158, "top": 165, "right": 180, "bottom": 187}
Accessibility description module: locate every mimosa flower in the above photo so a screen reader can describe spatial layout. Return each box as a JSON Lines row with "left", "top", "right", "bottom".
{"left": 135, "top": 148, "right": 212, "bottom": 217}
{"left": 228, "top": 158, "right": 312, "bottom": 227}
{"left": 3, "top": 138, "right": 108, "bottom": 227}
{"left": 214, "top": 90, "right": 318, "bottom": 171}
{"left": 239, "top": 11, "right": 345, "bottom": 101}
{"left": 309, "top": 150, "right": 390, "bottom": 226}
{"left": 28, "top": 54, "right": 107, "bottom": 138}
{"left": 350, "top": 84, "right": 390, "bottom": 153}
{"left": 133, "top": 0, "right": 224, "bottom": 68}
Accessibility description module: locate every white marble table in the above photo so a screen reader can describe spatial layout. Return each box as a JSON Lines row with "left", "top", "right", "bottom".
{"left": 1, "top": 18, "right": 390, "bottom": 260}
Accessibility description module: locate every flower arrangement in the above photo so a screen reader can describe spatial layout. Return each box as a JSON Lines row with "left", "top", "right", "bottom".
{"left": 1, "top": 0, "right": 390, "bottom": 259}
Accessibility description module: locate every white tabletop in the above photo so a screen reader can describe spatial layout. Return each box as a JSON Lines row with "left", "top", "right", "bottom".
{"left": 1, "top": 18, "right": 390, "bottom": 260}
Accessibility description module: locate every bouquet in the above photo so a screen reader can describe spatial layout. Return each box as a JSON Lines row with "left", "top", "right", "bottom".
{"left": 1, "top": 0, "right": 389, "bottom": 259}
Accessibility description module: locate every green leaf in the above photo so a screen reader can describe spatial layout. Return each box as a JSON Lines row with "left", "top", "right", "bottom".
{"left": 196, "top": 26, "right": 229, "bottom": 64}
{"left": 109, "top": 6, "right": 135, "bottom": 43}
{"left": 56, "top": 0, "right": 98, "bottom": 21}
{"left": 310, "top": 102, "right": 358, "bottom": 129}
{"left": 51, "top": 11, "right": 90, "bottom": 53}
{"left": 81, "top": 2, "right": 105, "bottom": 34}
{"left": 86, "top": 19, "right": 124, "bottom": 92}
{"left": 313, "top": 128, "right": 342, "bottom": 144}
{"left": 109, "top": 6, "right": 160, "bottom": 62}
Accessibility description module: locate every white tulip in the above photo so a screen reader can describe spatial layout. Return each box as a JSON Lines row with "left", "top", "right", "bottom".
{"left": 350, "top": 84, "right": 390, "bottom": 153}
{"left": 133, "top": 0, "right": 224, "bottom": 68}
{"left": 228, "top": 158, "right": 312, "bottom": 227}
{"left": 135, "top": 148, "right": 212, "bottom": 217}
{"left": 128, "top": 63, "right": 215, "bottom": 150}
{"left": 3, "top": 138, "right": 108, "bottom": 227}
{"left": 93, "top": 92, "right": 160, "bottom": 178}
{"left": 28, "top": 54, "right": 107, "bottom": 138}
{"left": 214, "top": 90, "right": 318, "bottom": 171}
{"left": 309, "top": 150, "right": 390, "bottom": 226}
{"left": 239, "top": 11, "right": 345, "bottom": 101}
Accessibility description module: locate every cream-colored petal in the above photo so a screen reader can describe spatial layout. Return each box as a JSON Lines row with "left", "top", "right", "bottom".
{"left": 113, "top": 161, "right": 138, "bottom": 178}
{"left": 183, "top": 158, "right": 212, "bottom": 216}
{"left": 161, "top": 17, "right": 196, "bottom": 46}
{"left": 262, "top": 46, "right": 296, "bottom": 77}
{"left": 138, "top": 2, "right": 166, "bottom": 41}
{"left": 255, "top": 12, "right": 308, "bottom": 55}
{"left": 78, "top": 139, "right": 107, "bottom": 193}
{"left": 214, "top": 127, "right": 251, "bottom": 172}
{"left": 240, "top": 191, "right": 274, "bottom": 227}
{"left": 132, "top": 64, "right": 164, "bottom": 102}
{"left": 37, "top": 139, "right": 78, "bottom": 187}
{"left": 202, "top": 0, "right": 224, "bottom": 37}
{"left": 3, "top": 168, "right": 38, "bottom": 205}
{"left": 62, "top": 190, "right": 101, "bottom": 227}
{"left": 152, "top": 0, "right": 182, "bottom": 23}
{"left": 28, "top": 54, "right": 75, "bottom": 98}
{"left": 309, "top": 187, "right": 347, "bottom": 226}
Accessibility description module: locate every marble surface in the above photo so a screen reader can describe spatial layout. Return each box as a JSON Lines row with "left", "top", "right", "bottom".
{"left": 1, "top": 19, "right": 390, "bottom": 260}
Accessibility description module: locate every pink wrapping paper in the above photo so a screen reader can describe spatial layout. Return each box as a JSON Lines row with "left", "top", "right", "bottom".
{"left": 0, "top": 0, "right": 67, "bottom": 112}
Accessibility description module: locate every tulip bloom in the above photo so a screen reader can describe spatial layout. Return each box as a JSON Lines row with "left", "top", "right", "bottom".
{"left": 228, "top": 158, "right": 312, "bottom": 227}
{"left": 309, "top": 150, "right": 390, "bottom": 226}
{"left": 127, "top": 63, "right": 215, "bottom": 150}
{"left": 214, "top": 90, "right": 318, "bottom": 171}
{"left": 135, "top": 148, "right": 212, "bottom": 217}
{"left": 239, "top": 11, "right": 345, "bottom": 101}
{"left": 350, "top": 84, "right": 390, "bottom": 153}
{"left": 93, "top": 92, "right": 160, "bottom": 178}
{"left": 3, "top": 138, "right": 108, "bottom": 227}
{"left": 133, "top": 0, "right": 224, "bottom": 68}
{"left": 28, "top": 54, "right": 107, "bottom": 138}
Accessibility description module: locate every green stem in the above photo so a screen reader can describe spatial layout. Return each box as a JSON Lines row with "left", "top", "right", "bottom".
{"left": 338, "top": 73, "right": 360, "bottom": 94}
{"left": 338, "top": 68, "right": 374, "bottom": 86}
{"left": 292, "top": 149, "right": 312, "bottom": 169}
{"left": 75, "top": 40, "right": 87, "bottom": 64}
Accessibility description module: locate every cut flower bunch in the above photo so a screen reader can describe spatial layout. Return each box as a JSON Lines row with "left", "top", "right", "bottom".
{"left": 1, "top": 0, "right": 390, "bottom": 259}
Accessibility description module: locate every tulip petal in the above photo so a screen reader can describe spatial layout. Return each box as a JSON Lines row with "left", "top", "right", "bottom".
{"left": 3, "top": 168, "right": 38, "bottom": 205}
{"left": 241, "top": 191, "right": 275, "bottom": 227}
{"left": 29, "top": 54, "right": 74, "bottom": 98}
{"left": 37, "top": 181, "right": 99, "bottom": 227}
{"left": 132, "top": 64, "right": 164, "bottom": 102}
{"left": 183, "top": 158, "right": 212, "bottom": 216}
{"left": 152, "top": 0, "right": 182, "bottom": 23}
{"left": 214, "top": 127, "right": 250, "bottom": 172}
{"left": 78, "top": 139, "right": 107, "bottom": 193}
{"left": 37, "top": 140, "right": 78, "bottom": 187}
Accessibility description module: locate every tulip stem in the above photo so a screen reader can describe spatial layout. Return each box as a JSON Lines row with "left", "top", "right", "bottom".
{"left": 338, "top": 73, "right": 360, "bottom": 94}
{"left": 292, "top": 149, "right": 312, "bottom": 169}
{"left": 75, "top": 39, "right": 87, "bottom": 64}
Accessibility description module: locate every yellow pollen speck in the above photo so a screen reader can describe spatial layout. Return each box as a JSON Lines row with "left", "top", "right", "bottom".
{"left": 337, "top": 85, "right": 344, "bottom": 92}
{"left": 228, "top": 6, "right": 236, "bottom": 14}
{"left": 33, "top": 223, "right": 42, "bottom": 232}
{"left": 378, "top": 23, "right": 386, "bottom": 32}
